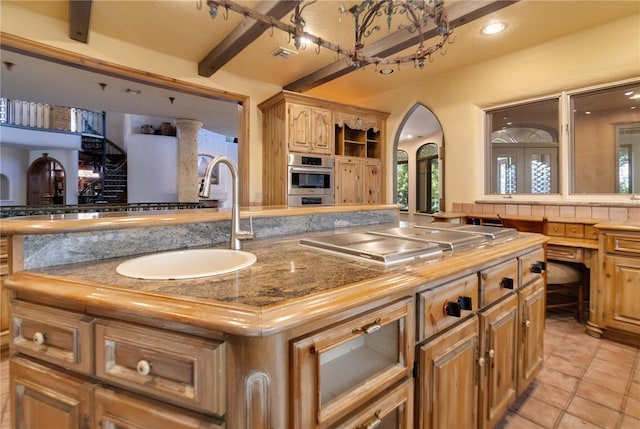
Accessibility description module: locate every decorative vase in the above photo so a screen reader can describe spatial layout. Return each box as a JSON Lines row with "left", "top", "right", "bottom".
{"left": 141, "top": 124, "right": 154, "bottom": 134}
{"left": 160, "top": 122, "right": 174, "bottom": 136}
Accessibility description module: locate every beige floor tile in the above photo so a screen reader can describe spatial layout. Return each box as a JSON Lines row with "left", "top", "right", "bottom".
{"left": 528, "top": 381, "right": 573, "bottom": 410}
{"left": 535, "top": 366, "right": 579, "bottom": 393}
{"left": 556, "top": 412, "right": 604, "bottom": 429}
{"left": 551, "top": 343, "right": 594, "bottom": 368}
{"left": 495, "top": 411, "right": 546, "bottom": 429}
{"left": 575, "top": 379, "right": 625, "bottom": 411}
{"left": 626, "top": 396, "right": 640, "bottom": 420}
{"left": 567, "top": 396, "right": 621, "bottom": 428}
{"left": 545, "top": 355, "right": 586, "bottom": 378}
{"left": 513, "top": 396, "right": 561, "bottom": 428}
{"left": 619, "top": 414, "right": 640, "bottom": 429}
{"left": 629, "top": 381, "right": 640, "bottom": 401}
{"left": 582, "top": 366, "right": 628, "bottom": 395}
{"left": 588, "top": 356, "right": 633, "bottom": 378}
{"left": 595, "top": 345, "right": 636, "bottom": 369}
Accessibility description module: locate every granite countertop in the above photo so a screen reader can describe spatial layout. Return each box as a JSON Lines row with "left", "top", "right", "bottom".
{"left": 7, "top": 227, "right": 547, "bottom": 335}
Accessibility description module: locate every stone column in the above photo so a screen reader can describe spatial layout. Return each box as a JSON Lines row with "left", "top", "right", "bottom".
{"left": 175, "top": 119, "right": 203, "bottom": 202}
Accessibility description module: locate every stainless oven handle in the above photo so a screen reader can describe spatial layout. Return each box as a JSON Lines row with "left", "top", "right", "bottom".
{"left": 289, "top": 166, "right": 334, "bottom": 174}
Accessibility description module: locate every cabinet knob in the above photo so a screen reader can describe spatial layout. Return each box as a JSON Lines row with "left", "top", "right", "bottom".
{"left": 136, "top": 360, "right": 152, "bottom": 376}
{"left": 488, "top": 349, "right": 495, "bottom": 359}
{"left": 478, "top": 357, "right": 486, "bottom": 367}
{"left": 32, "top": 332, "right": 46, "bottom": 345}
{"left": 530, "top": 261, "right": 546, "bottom": 274}
{"left": 525, "top": 320, "right": 531, "bottom": 328}
{"left": 500, "top": 277, "right": 514, "bottom": 289}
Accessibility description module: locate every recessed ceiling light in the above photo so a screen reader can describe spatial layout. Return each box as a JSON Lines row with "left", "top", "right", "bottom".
{"left": 482, "top": 22, "right": 507, "bottom": 35}
{"left": 624, "top": 90, "right": 634, "bottom": 96}
{"left": 379, "top": 68, "right": 394, "bottom": 75}
{"left": 630, "top": 94, "right": 640, "bottom": 100}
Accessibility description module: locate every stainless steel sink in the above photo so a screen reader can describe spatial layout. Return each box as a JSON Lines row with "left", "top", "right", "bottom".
{"left": 300, "top": 232, "right": 442, "bottom": 265}
{"left": 368, "top": 226, "right": 488, "bottom": 250}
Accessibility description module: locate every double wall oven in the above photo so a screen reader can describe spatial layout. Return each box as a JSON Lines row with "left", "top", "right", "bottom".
{"left": 287, "top": 154, "right": 334, "bottom": 206}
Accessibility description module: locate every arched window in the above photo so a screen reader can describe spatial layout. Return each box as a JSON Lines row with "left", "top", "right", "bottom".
{"left": 396, "top": 150, "right": 408, "bottom": 211}
{"left": 416, "top": 143, "right": 439, "bottom": 213}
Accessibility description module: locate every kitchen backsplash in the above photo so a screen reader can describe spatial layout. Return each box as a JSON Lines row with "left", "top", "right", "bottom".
{"left": 452, "top": 202, "right": 640, "bottom": 222}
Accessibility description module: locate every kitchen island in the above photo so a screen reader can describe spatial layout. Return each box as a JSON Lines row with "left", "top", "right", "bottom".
{"left": 3, "top": 205, "right": 548, "bottom": 428}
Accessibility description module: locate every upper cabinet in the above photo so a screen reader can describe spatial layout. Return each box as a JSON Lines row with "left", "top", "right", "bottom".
{"left": 259, "top": 91, "right": 389, "bottom": 207}
{"left": 288, "top": 103, "right": 332, "bottom": 155}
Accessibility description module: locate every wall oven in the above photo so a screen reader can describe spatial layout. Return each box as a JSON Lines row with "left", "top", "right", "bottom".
{"left": 287, "top": 154, "right": 334, "bottom": 206}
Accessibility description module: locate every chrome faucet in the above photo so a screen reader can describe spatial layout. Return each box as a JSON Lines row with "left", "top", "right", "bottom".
{"left": 199, "top": 156, "right": 254, "bottom": 250}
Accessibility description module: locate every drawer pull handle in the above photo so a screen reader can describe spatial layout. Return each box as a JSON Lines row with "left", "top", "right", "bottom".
{"left": 136, "top": 360, "right": 152, "bottom": 376}
{"left": 352, "top": 318, "right": 381, "bottom": 335}
{"left": 443, "top": 296, "right": 473, "bottom": 317}
{"left": 501, "top": 277, "right": 514, "bottom": 289}
{"left": 359, "top": 411, "right": 382, "bottom": 429}
{"left": 530, "top": 261, "right": 546, "bottom": 273}
{"left": 33, "top": 332, "right": 46, "bottom": 345}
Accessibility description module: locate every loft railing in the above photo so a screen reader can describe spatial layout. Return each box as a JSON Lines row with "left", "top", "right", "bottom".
{"left": 0, "top": 98, "right": 104, "bottom": 136}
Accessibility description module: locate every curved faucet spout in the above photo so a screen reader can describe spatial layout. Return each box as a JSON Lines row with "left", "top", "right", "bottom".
{"left": 199, "top": 156, "right": 254, "bottom": 250}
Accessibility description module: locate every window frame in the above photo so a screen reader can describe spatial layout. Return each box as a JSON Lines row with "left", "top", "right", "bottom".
{"left": 483, "top": 78, "right": 640, "bottom": 203}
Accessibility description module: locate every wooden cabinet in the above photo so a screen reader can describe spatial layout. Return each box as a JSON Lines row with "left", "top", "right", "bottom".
{"left": 417, "top": 316, "right": 479, "bottom": 429}
{"left": 415, "top": 249, "right": 543, "bottom": 429}
{"left": 94, "top": 387, "right": 223, "bottom": 429}
{"left": 335, "top": 157, "right": 382, "bottom": 204}
{"left": 592, "top": 227, "right": 640, "bottom": 345}
{"left": 291, "top": 297, "right": 414, "bottom": 428}
{"left": 9, "top": 301, "right": 226, "bottom": 427}
{"left": 10, "top": 356, "right": 96, "bottom": 429}
{"left": 288, "top": 103, "right": 332, "bottom": 154}
{"left": 478, "top": 293, "right": 518, "bottom": 429}
{"left": 517, "top": 278, "right": 545, "bottom": 395}
{"left": 259, "top": 91, "right": 388, "bottom": 206}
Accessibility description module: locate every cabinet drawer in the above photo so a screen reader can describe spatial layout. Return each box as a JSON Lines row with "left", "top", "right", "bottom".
{"left": 417, "top": 273, "right": 478, "bottom": 341}
{"left": 95, "top": 387, "right": 224, "bottom": 429}
{"left": 605, "top": 233, "right": 640, "bottom": 255}
{"left": 95, "top": 320, "right": 226, "bottom": 416}
{"left": 480, "top": 259, "right": 518, "bottom": 307}
{"left": 585, "top": 225, "right": 599, "bottom": 240}
{"left": 332, "top": 379, "right": 414, "bottom": 429}
{"left": 292, "top": 297, "right": 414, "bottom": 428}
{"left": 548, "top": 244, "right": 583, "bottom": 263}
{"left": 519, "top": 248, "right": 546, "bottom": 286}
{"left": 564, "top": 224, "right": 584, "bottom": 238}
{"left": 10, "top": 301, "right": 94, "bottom": 375}
{"left": 546, "top": 222, "right": 566, "bottom": 237}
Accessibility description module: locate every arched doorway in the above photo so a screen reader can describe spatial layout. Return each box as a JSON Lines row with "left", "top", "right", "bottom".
{"left": 394, "top": 104, "right": 444, "bottom": 214}
{"left": 27, "top": 154, "right": 66, "bottom": 205}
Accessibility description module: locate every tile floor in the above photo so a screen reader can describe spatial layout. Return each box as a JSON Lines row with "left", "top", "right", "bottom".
{"left": 0, "top": 310, "right": 638, "bottom": 429}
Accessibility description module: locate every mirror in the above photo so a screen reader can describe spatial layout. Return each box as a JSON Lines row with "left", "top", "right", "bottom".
{"left": 0, "top": 36, "right": 249, "bottom": 208}
{"left": 394, "top": 104, "right": 444, "bottom": 214}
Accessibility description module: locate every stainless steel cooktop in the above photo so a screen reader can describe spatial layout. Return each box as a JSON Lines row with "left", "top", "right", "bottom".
{"left": 300, "top": 232, "right": 443, "bottom": 265}
{"left": 368, "top": 226, "right": 488, "bottom": 250}
{"left": 413, "top": 223, "right": 518, "bottom": 240}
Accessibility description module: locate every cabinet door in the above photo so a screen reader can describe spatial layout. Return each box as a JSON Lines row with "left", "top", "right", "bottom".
{"left": 289, "top": 103, "right": 312, "bottom": 152}
{"left": 603, "top": 254, "right": 640, "bottom": 335}
{"left": 478, "top": 294, "right": 518, "bottom": 429}
{"left": 10, "top": 356, "right": 96, "bottom": 429}
{"left": 364, "top": 160, "right": 382, "bottom": 204}
{"left": 517, "top": 278, "right": 545, "bottom": 395}
{"left": 292, "top": 298, "right": 414, "bottom": 428}
{"left": 335, "top": 157, "right": 364, "bottom": 204}
{"left": 311, "top": 107, "right": 332, "bottom": 154}
{"left": 417, "top": 315, "right": 479, "bottom": 429}
{"left": 94, "top": 387, "right": 223, "bottom": 429}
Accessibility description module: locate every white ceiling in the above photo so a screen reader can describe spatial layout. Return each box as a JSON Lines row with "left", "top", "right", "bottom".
{"left": 1, "top": 0, "right": 638, "bottom": 141}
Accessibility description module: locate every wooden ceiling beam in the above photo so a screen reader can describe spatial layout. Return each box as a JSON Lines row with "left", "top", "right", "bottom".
{"left": 69, "top": 0, "right": 93, "bottom": 44}
{"left": 283, "top": 0, "right": 520, "bottom": 93}
{"left": 199, "top": 1, "right": 298, "bottom": 77}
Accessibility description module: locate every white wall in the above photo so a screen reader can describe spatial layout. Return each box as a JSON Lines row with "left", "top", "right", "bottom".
{"left": 0, "top": 146, "right": 28, "bottom": 205}
{"left": 126, "top": 134, "right": 178, "bottom": 203}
